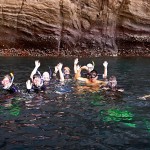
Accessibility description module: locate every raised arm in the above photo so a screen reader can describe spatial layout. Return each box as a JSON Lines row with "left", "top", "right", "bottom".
{"left": 103, "top": 61, "right": 108, "bottom": 79}
{"left": 57, "top": 63, "right": 65, "bottom": 82}
{"left": 74, "top": 65, "right": 87, "bottom": 82}
{"left": 30, "top": 60, "right": 40, "bottom": 80}
{"left": 52, "top": 65, "right": 59, "bottom": 77}
{"left": 74, "top": 58, "right": 79, "bottom": 74}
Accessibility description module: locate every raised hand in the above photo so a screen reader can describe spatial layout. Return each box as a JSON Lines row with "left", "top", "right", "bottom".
{"left": 103, "top": 61, "right": 108, "bottom": 68}
{"left": 54, "top": 65, "right": 59, "bottom": 73}
{"left": 74, "top": 58, "right": 79, "bottom": 65}
{"left": 57, "top": 63, "right": 63, "bottom": 70}
{"left": 35, "top": 60, "right": 40, "bottom": 68}
{"left": 26, "top": 79, "right": 32, "bottom": 90}
{"left": 76, "top": 65, "right": 81, "bottom": 71}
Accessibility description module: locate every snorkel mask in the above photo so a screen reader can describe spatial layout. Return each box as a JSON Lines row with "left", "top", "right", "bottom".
{"left": 87, "top": 70, "right": 98, "bottom": 80}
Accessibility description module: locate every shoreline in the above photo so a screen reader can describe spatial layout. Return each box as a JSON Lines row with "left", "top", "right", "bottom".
{"left": 0, "top": 48, "right": 150, "bottom": 57}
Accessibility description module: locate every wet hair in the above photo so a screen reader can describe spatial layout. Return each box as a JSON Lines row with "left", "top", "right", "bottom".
{"left": 63, "top": 67, "right": 70, "bottom": 71}
{"left": 33, "top": 73, "right": 41, "bottom": 79}
{"left": 87, "top": 70, "right": 98, "bottom": 79}
{"left": 109, "top": 76, "right": 116, "bottom": 81}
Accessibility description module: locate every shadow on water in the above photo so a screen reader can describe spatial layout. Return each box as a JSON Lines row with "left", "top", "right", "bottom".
{"left": 0, "top": 57, "right": 150, "bottom": 149}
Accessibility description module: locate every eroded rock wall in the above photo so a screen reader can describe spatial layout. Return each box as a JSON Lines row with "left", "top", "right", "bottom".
{"left": 0, "top": 0, "right": 149, "bottom": 56}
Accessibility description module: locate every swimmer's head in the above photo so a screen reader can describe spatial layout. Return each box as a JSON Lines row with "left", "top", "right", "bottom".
{"left": 42, "top": 72, "right": 50, "bottom": 81}
{"left": 33, "top": 74, "right": 42, "bottom": 87}
{"left": 63, "top": 67, "right": 70, "bottom": 75}
{"left": 108, "top": 76, "right": 117, "bottom": 89}
{"left": 87, "top": 70, "right": 98, "bottom": 81}
{"left": 87, "top": 63, "right": 94, "bottom": 72}
{"left": 1, "top": 73, "right": 14, "bottom": 89}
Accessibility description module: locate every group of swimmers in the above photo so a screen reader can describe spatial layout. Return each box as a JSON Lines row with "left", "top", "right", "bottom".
{"left": 1, "top": 58, "right": 121, "bottom": 94}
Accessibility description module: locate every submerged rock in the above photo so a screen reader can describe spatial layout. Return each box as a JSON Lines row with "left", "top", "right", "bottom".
{"left": 0, "top": 0, "right": 149, "bottom": 57}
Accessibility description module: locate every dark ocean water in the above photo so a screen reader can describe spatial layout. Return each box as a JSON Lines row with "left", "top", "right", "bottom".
{"left": 0, "top": 56, "right": 150, "bottom": 150}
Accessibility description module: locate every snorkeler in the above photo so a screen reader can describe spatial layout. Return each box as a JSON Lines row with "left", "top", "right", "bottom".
{"left": 1, "top": 73, "right": 19, "bottom": 94}
{"left": 74, "top": 61, "right": 108, "bottom": 87}
{"left": 53, "top": 63, "right": 71, "bottom": 80}
{"left": 103, "top": 76, "right": 124, "bottom": 92}
{"left": 30, "top": 60, "right": 51, "bottom": 82}
{"left": 51, "top": 63, "right": 71, "bottom": 94}
{"left": 63, "top": 66, "right": 72, "bottom": 79}
{"left": 26, "top": 74, "right": 46, "bottom": 93}
{"left": 26, "top": 60, "right": 46, "bottom": 93}
{"left": 53, "top": 63, "right": 71, "bottom": 82}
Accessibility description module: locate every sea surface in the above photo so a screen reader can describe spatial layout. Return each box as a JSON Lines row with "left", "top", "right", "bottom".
{"left": 0, "top": 56, "right": 150, "bottom": 150}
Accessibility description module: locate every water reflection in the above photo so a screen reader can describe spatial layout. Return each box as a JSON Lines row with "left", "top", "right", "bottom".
{"left": 0, "top": 57, "right": 150, "bottom": 149}
{"left": 99, "top": 108, "right": 135, "bottom": 126}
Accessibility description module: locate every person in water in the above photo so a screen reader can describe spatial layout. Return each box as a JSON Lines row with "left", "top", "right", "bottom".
{"left": 53, "top": 63, "right": 72, "bottom": 94}
{"left": 74, "top": 60, "right": 108, "bottom": 87}
{"left": 63, "top": 66, "right": 72, "bottom": 79}
{"left": 103, "top": 76, "right": 124, "bottom": 92}
{"left": 30, "top": 60, "right": 51, "bottom": 82}
{"left": 26, "top": 74, "right": 46, "bottom": 93}
{"left": 1, "top": 73, "right": 19, "bottom": 94}
{"left": 53, "top": 63, "right": 71, "bottom": 80}
{"left": 26, "top": 60, "right": 46, "bottom": 93}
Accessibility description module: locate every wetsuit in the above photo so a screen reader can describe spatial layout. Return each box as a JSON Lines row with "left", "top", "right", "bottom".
{"left": 27, "top": 84, "right": 46, "bottom": 93}
{"left": 64, "top": 74, "right": 72, "bottom": 79}
{"left": 5, "top": 84, "right": 19, "bottom": 94}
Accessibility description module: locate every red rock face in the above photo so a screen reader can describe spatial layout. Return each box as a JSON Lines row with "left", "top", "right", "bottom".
{"left": 0, "top": 0, "right": 149, "bottom": 57}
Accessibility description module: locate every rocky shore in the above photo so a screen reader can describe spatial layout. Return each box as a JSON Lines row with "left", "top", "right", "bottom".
{"left": 0, "top": 48, "right": 150, "bottom": 57}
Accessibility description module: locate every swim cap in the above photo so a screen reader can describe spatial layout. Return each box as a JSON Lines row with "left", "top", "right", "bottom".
{"left": 43, "top": 72, "right": 49, "bottom": 77}
{"left": 42, "top": 72, "right": 50, "bottom": 81}
{"left": 87, "top": 63, "right": 94, "bottom": 72}
{"left": 87, "top": 63, "right": 93, "bottom": 68}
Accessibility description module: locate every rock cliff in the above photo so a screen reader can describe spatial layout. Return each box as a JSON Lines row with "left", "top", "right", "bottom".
{"left": 0, "top": 0, "right": 149, "bottom": 57}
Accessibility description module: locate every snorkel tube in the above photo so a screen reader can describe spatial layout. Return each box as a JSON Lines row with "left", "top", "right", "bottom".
{"left": 36, "top": 70, "right": 42, "bottom": 78}
{"left": 49, "top": 66, "right": 52, "bottom": 78}
{"left": 92, "top": 61, "right": 95, "bottom": 68}
{"left": 10, "top": 72, "right": 14, "bottom": 84}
